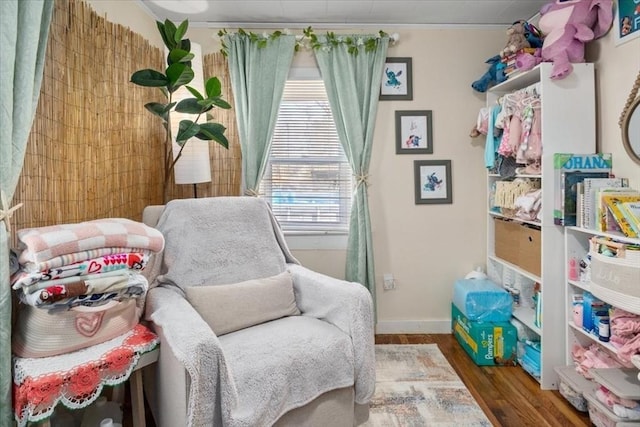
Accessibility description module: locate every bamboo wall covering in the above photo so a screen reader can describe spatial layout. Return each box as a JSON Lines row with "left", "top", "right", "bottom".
{"left": 11, "top": 0, "right": 240, "bottom": 236}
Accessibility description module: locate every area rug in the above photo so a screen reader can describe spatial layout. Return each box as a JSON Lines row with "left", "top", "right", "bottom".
{"left": 363, "top": 344, "right": 492, "bottom": 427}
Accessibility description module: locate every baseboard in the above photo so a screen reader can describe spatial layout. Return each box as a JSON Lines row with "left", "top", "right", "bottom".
{"left": 375, "top": 319, "right": 451, "bottom": 334}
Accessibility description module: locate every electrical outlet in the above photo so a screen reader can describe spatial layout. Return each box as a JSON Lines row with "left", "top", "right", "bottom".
{"left": 383, "top": 273, "right": 395, "bottom": 290}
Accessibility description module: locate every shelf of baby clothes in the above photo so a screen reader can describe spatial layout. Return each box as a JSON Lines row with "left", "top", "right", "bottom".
{"left": 562, "top": 225, "right": 640, "bottom": 425}
{"left": 584, "top": 368, "right": 640, "bottom": 426}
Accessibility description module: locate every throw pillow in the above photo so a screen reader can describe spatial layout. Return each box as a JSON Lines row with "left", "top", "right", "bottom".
{"left": 185, "top": 271, "right": 300, "bottom": 336}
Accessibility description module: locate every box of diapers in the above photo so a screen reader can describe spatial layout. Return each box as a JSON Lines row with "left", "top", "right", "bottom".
{"left": 453, "top": 279, "right": 513, "bottom": 322}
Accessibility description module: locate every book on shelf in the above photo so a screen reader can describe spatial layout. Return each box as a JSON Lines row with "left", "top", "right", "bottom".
{"left": 553, "top": 153, "right": 612, "bottom": 226}
{"left": 576, "top": 182, "right": 584, "bottom": 228}
{"left": 617, "top": 202, "right": 640, "bottom": 236}
{"left": 582, "top": 177, "right": 629, "bottom": 229}
{"left": 595, "top": 189, "right": 639, "bottom": 232}
{"left": 601, "top": 192, "right": 640, "bottom": 237}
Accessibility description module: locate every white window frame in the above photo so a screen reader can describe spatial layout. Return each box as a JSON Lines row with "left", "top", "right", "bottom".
{"left": 261, "top": 67, "right": 351, "bottom": 250}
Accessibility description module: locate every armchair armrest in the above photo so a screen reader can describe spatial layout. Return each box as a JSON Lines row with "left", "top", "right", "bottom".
{"left": 287, "top": 264, "right": 375, "bottom": 404}
{"left": 144, "top": 286, "right": 236, "bottom": 426}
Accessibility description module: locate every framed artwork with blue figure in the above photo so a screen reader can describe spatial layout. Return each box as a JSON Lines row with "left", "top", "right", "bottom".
{"left": 396, "top": 110, "right": 433, "bottom": 154}
{"left": 414, "top": 160, "right": 452, "bottom": 205}
{"left": 380, "top": 57, "right": 413, "bottom": 100}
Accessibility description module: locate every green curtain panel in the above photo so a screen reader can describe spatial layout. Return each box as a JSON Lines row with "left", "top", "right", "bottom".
{"left": 0, "top": 0, "right": 54, "bottom": 422}
{"left": 314, "top": 35, "right": 389, "bottom": 301}
{"left": 224, "top": 34, "right": 296, "bottom": 195}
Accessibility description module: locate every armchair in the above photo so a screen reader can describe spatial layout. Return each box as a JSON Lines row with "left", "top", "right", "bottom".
{"left": 141, "top": 197, "right": 375, "bottom": 427}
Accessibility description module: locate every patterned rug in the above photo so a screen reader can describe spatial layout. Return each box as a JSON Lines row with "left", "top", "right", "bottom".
{"left": 363, "top": 344, "right": 492, "bottom": 427}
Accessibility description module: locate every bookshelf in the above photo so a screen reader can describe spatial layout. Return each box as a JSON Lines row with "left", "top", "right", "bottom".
{"left": 486, "top": 63, "right": 596, "bottom": 390}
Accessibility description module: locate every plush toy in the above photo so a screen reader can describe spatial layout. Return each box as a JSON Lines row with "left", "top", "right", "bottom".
{"left": 537, "top": 0, "right": 614, "bottom": 80}
{"left": 500, "top": 21, "right": 531, "bottom": 58}
{"left": 516, "top": 47, "right": 542, "bottom": 71}
{"left": 471, "top": 55, "right": 507, "bottom": 93}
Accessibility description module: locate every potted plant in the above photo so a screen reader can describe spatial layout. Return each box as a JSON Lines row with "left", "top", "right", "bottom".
{"left": 130, "top": 19, "right": 231, "bottom": 203}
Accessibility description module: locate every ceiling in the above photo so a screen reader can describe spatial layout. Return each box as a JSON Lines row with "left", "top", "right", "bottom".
{"left": 138, "top": 0, "right": 548, "bottom": 28}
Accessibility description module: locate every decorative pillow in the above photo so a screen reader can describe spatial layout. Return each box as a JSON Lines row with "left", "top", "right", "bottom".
{"left": 184, "top": 271, "right": 300, "bottom": 336}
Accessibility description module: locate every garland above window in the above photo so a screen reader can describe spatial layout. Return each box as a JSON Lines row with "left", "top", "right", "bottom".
{"left": 218, "top": 27, "right": 399, "bottom": 56}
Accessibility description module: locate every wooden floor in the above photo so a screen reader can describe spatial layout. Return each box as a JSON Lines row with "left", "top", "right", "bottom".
{"left": 130, "top": 333, "right": 592, "bottom": 427}
{"left": 376, "top": 334, "right": 592, "bottom": 427}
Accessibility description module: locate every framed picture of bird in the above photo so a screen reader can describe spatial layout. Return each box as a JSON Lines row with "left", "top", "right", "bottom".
{"left": 380, "top": 57, "right": 413, "bottom": 100}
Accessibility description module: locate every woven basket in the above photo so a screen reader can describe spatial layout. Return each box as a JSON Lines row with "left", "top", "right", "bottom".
{"left": 12, "top": 299, "right": 141, "bottom": 358}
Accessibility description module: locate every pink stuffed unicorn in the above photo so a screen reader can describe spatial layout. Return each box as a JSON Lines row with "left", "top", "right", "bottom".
{"left": 537, "top": 0, "right": 614, "bottom": 79}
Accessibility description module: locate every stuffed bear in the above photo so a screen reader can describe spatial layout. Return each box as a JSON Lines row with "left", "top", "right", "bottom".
{"left": 537, "top": 0, "right": 614, "bottom": 80}
{"left": 471, "top": 55, "right": 508, "bottom": 92}
{"left": 500, "top": 21, "right": 531, "bottom": 58}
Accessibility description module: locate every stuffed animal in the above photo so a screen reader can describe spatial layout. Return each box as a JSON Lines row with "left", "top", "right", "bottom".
{"left": 500, "top": 21, "right": 531, "bottom": 58}
{"left": 471, "top": 55, "right": 507, "bottom": 92}
{"left": 538, "top": 0, "right": 614, "bottom": 80}
{"left": 516, "top": 47, "right": 542, "bottom": 71}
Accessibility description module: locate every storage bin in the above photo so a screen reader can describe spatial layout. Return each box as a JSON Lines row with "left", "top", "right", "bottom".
{"left": 584, "top": 389, "right": 640, "bottom": 427}
{"left": 589, "top": 238, "right": 640, "bottom": 315}
{"left": 589, "top": 238, "right": 640, "bottom": 295}
{"left": 494, "top": 218, "right": 541, "bottom": 276}
{"left": 12, "top": 299, "right": 141, "bottom": 358}
{"left": 555, "top": 366, "right": 597, "bottom": 412}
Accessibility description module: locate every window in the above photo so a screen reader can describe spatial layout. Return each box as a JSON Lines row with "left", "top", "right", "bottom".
{"left": 260, "top": 70, "right": 352, "bottom": 234}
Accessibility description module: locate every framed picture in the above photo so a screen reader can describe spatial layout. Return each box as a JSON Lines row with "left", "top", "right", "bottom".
{"left": 380, "top": 57, "right": 413, "bottom": 101}
{"left": 615, "top": 0, "right": 640, "bottom": 46}
{"left": 395, "top": 110, "right": 433, "bottom": 154}
{"left": 414, "top": 160, "right": 452, "bottom": 205}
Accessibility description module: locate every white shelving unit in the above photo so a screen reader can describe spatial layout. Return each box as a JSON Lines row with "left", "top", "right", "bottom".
{"left": 485, "top": 63, "right": 595, "bottom": 390}
{"left": 564, "top": 226, "right": 640, "bottom": 423}
{"left": 563, "top": 226, "right": 640, "bottom": 364}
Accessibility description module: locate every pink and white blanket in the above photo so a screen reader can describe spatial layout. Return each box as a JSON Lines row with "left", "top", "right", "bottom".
{"left": 17, "top": 218, "right": 164, "bottom": 264}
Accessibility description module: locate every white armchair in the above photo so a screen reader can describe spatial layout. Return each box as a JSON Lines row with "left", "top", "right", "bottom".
{"left": 141, "top": 197, "right": 375, "bottom": 427}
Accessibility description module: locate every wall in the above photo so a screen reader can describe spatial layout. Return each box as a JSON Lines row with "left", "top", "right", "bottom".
{"left": 86, "top": 0, "right": 162, "bottom": 47}
{"left": 74, "top": 1, "right": 640, "bottom": 333}
{"left": 587, "top": 32, "right": 640, "bottom": 189}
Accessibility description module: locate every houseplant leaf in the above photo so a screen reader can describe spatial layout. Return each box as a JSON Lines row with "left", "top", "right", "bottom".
{"left": 196, "top": 123, "right": 229, "bottom": 148}
{"left": 205, "top": 77, "right": 222, "bottom": 98}
{"left": 168, "top": 48, "right": 194, "bottom": 65}
{"left": 130, "top": 69, "right": 168, "bottom": 87}
{"left": 166, "top": 63, "right": 194, "bottom": 92}
{"left": 159, "top": 19, "right": 178, "bottom": 49}
{"left": 176, "top": 120, "right": 201, "bottom": 142}
{"left": 175, "top": 98, "right": 205, "bottom": 114}
{"left": 144, "top": 102, "right": 176, "bottom": 121}
{"left": 174, "top": 20, "right": 189, "bottom": 44}
{"left": 185, "top": 86, "right": 204, "bottom": 100}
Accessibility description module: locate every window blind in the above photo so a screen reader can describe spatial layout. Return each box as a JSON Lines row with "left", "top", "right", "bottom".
{"left": 261, "top": 79, "right": 352, "bottom": 232}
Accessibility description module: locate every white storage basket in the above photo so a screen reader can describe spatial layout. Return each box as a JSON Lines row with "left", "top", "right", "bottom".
{"left": 588, "top": 238, "right": 640, "bottom": 315}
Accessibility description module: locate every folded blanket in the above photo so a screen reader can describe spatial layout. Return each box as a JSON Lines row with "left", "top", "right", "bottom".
{"left": 18, "top": 218, "right": 164, "bottom": 264}
{"left": 11, "top": 252, "right": 149, "bottom": 290}
{"left": 16, "top": 269, "right": 129, "bottom": 295}
{"left": 20, "top": 247, "right": 152, "bottom": 274}
{"left": 18, "top": 272, "right": 147, "bottom": 308}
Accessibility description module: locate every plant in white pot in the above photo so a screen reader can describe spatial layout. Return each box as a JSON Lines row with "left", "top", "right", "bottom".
{"left": 130, "top": 19, "right": 231, "bottom": 202}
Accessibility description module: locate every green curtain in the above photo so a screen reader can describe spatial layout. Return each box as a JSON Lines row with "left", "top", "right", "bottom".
{"left": 225, "top": 34, "right": 296, "bottom": 195}
{"left": 0, "top": 0, "right": 54, "bottom": 422}
{"left": 314, "top": 36, "right": 389, "bottom": 300}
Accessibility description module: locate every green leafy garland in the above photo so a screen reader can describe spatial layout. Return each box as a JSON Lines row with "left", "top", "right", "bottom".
{"left": 218, "top": 27, "right": 391, "bottom": 56}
